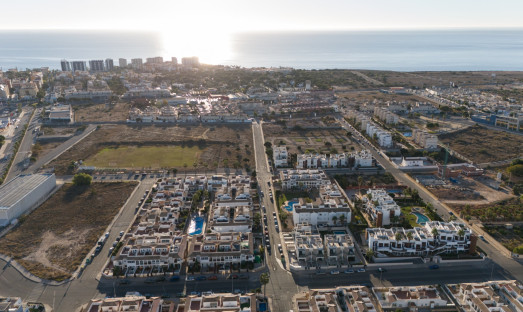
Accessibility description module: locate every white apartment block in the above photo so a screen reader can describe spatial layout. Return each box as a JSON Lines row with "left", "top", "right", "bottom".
{"left": 363, "top": 189, "right": 401, "bottom": 227}
{"left": 324, "top": 233, "right": 356, "bottom": 264}
{"left": 296, "top": 153, "right": 348, "bottom": 169}
{"left": 273, "top": 146, "right": 289, "bottom": 167}
{"left": 366, "top": 122, "right": 392, "bottom": 148}
{"left": 112, "top": 229, "right": 187, "bottom": 274}
{"left": 294, "top": 231, "right": 325, "bottom": 264}
{"left": 448, "top": 281, "right": 523, "bottom": 312}
{"left": 411, "top": 102, "right": 440, "bottom": 115}
{"left": 366, "top": 221, "right": 475, "bottom": 257}
{"left": 291, "top": 184, "right": 351, "bottom": 227}
{"left": 186, "top": 232, "right": 254, "bottom": 270}
{"left": 183, "top": 293, "right": 258, "bottom": 312}
{"left": 279, "top": 169, "right": 330, "bottom": 190}
{"left": 412, "top": 128, "right": 439, "bottom": 150}
{"left": 82, "top": 296, "right": 176, "bottom": 312}
{"left": 374, "top": 106, "right": 399, "bottom": 125}
{"left": 0, "top": 297, "right": 26, "bottom": 312}
{"left": 355, "top": 149, "right": 374, "bottom": 167}
{"left": 373, "top": 286, "right": 452, "bottom": 311}
{"left": 293, "top": 286, "right": 378, "bottom": 312}
{"left": 209, "top": 204, "right": 252, "bottom": 233}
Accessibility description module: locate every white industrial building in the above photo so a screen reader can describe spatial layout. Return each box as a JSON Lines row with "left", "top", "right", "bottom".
{"left": 0, "top": 174, "right": 56, "bottom": 226}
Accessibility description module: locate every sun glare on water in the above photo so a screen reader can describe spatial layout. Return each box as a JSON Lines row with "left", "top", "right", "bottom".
{"left": 161, "top": 30, "right": 233, "bottom": 65}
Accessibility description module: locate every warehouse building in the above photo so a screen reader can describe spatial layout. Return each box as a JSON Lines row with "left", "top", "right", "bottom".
{"left": 0, "top": 174, "right": 56, "bottom": 226}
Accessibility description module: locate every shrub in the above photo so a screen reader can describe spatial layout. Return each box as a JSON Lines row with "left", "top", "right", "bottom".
{"left": 72, "top": 173, "right": 92, "bottom": 186}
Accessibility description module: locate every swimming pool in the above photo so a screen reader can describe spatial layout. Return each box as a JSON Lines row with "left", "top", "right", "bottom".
{"left": 284, "top": 201, "right": 298, "bottom": 212}
{"left": 412, "top": 212, "right": 429, "bottom": 225}
{"left": 333, "top": 230, "right": 346, "bottom": 235}
{"left": 188, "top": 217, "right": 205, "bottom": 235}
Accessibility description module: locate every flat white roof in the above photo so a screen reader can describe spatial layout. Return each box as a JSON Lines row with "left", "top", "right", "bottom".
{"left": 0, "top": 174, "right": 55, "bottom": 208}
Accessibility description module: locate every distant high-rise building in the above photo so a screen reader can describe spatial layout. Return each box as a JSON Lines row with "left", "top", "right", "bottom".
{"left": 119, "top": 58, "right": 127, "bottom": 68}
{"left": 146, "top": 56, "right": 163, "bottom": 64}
{"left": 71, "top": 61, "right": 87, "bottom": 72}
{"left": 182, "top": 56, "right": 199, "bottom": 67}
{"left": 131, "top": 58, "right": 143, "bottom": 69}
{"left": 60, "top": 59, "right": 71, "bottom": 72}
{"left": 89, "top": 60, "right": 105, "bottom": 72}
{"left": 105, "top": 58, "right": 114, "bottom": 71}
{"left": 171, "top": 57, "right": 178, "bottom": 65}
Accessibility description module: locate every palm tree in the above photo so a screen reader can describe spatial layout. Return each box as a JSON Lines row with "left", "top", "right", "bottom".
{"left": 357, "top": 175, "right": 363, "bottom": 195}
{"left": 339, "top": 214, "right": 346, "bottom": 226}
{"left": 366, "top": 249, "right": 375, "bottom": 261}
{"left": 431, "top": 227, "right": 439, "bottom": 239}
{"left": 406, "top": 231, "right": 413, "bottom": 241}
{"left": 332, "top": 215, "right": 338, "bottom": 226}
{"left": 457, "top": 229, "right": 465, "bottom": 240}
{"left": 260, "top": 273, "right": 270, "bottom": 298}
{"left": 395, "top": 232, "right": 402, "bottom": 241}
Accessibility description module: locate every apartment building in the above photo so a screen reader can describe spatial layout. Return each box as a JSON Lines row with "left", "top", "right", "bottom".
{"left": 293, "top": 286, "right": 379, "bottom": 312}
{"left": 65, "top": 90, "right": 113, "bottom": 101}
{"left": 373, "top": 286, "right": 455, "bottom": 312}
{"left": 48, "top": 104, "right": 73, "bottom": 122}
{"left": 294, "top": 230, "right": 325, "bottom": 265}
{"left": 18, "top": 82, "right": 38, "bottom": 98}
{"left": 183, "top": 293, "right": 258, "bottom": 312}
{"left": 411, "top": 102, "right": 440, "bottom": 115}
{"left": 131, "top": 58, "right": 143, "bottom": 69}
{"left": 412, "top": 128, "right": 438, "bottom": 150}
{"left": 324, "top": 233, "right": 356, "bottom": 264}
{"left": 273, "top": 146, "right": 289, "bottom": 167}
{"left": 186, "top": 232, "right": 254, "bottom": 271}
{"left": 71, "top": 61, "right": 87, "bottom": 72}
{"left": 104, "top": 58, "right": 114, "bottom": 71}
{"left": 82, "top": 296, "right": 176, "bottom": 312}
{"left": 366, "top": 122, "right": 393, "bottom": 148}
{"left": 146, "top": 56, "right": 164, "bottom": 64}
{"left": 363, "top": 189, "right": 401, "bottom": 227}
{"left": 291, "top": 184, "right": 351, "bottom": 226}
{"left": 366, "top": 221, "right": 475, "bottom": 257}
{"left": 279, "top": 169, "right": 330, "bottom": 190}
{"left": 208, "top": 204, "right": 252, "bottom": 233}
{"left": 448, "top": 281, "right": 523, "bottom": 312}
{"left": 112, "top": 228, "right": 187, "bottom": 275}
{"left": 119, "top": 58, "right": 128, "bottom": 67}
{"left": 60, "top": 59, "right": 71, "bottom": 72}
{"left": 374, "top": 106, "right": 399, "bottom": 125}
{"left": 355, "top": 149, "right": 374, "bottom": 167}
{"left": 296, "top": 153, "right": 348, "bottom": 169}
{"left": 494, "top": 114, "right": 523, "bottom": 131}
{"left": 89, "top": 60, "right": 105, "bottom": 72}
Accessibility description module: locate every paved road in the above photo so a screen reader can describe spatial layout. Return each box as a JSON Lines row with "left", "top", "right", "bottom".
{"left": 337, "top": 116, "right": 523, "bottom": 283}
{"left": 25, "top": 124, "right": 97, "bottom": 174}
{"left": 252, "top": 121, "right": 300, "bottom": 312}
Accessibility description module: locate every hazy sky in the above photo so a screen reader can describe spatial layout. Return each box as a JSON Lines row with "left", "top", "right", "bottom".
{"left": 3, "top": 0, "right": 523, "bottom": 33}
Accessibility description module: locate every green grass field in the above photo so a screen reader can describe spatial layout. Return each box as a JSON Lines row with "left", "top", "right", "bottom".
{"left": 85, "top": 145, "right": 203, "bottom": 168}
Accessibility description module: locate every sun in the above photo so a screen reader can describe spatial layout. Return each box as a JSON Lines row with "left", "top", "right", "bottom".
{"left": 161, "top": 29, "right": 233, "bottom": 65}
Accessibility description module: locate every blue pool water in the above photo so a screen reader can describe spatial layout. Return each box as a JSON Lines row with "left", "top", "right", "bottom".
{"left": 333, "top": 231, "right": 346, "bottom": 235}
{"left": 284, "top": 201, "right": 298, "bottom": 212}
{"left": 403, "top": 132, "right": 412, "bottom": 137}
{"left": 188, "top": 217, "right": 204, "bottom": 235}
{"left": 412, "top": 212, "right": 429, "bottom": 225}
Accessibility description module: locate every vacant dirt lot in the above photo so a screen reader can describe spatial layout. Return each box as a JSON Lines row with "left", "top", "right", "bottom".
{"left": 337, "top": 91, "right": 432, "bottom": 105}
{"left": 439, "top": 125, "right": 523, "bottom": 164}
{"left": 74, "top": 101, "right": 130, "bottom": 122}
{"left": 48, "top": 124, "right": 254, "bottom": 174}
{"left": 0, "top": 182, "right": 137, "bottom": 281}
{"left": 264, "top": 120, "right": 358, "bottom": 155}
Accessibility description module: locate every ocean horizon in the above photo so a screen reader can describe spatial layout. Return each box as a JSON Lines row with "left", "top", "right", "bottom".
{"left": 1, "top": 29, "right": 523, "bottom": 71}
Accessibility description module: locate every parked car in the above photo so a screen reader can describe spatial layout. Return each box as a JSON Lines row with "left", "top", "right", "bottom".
{"left": 429, "top": 265, "right": 439, "bottom": 270}
{"left": 330, "top": 270, "right": 340, "bottom": 275}
{"left": 344, "top": 269, "right": 355, "bottom": 274}
{"left": 315, "top": 270, "right": 326, "bottom": 275}
{"left": 377, "top": 268, "right": 387, "bottom": 273}
{"left": 119, "top": 231, "right": 124, "bottom": 237}
{"left": 186, "top": 276, "right": 195, "bottom": 281}
{"left": 169, "top": 276, "right": 180, "bottom": 282}
{"left": 196, "top": 276, "right": 207, "bottom": 281}
{"left": 278, "top": 244, "right": 283, "bottom": 253}
{"left": 227, "top": 274, "right": 239, "bottom": 279}
{"left": 208, "top": 275, "right": 218, "bottom": 280}
{"left": 357, "top": 268, "right": 366, "bottom": 273}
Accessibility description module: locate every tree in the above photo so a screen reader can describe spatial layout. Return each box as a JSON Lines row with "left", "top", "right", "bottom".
{"left": 395, "top": 232, "right": 402, "bottom": 241}
{"left": 431, "top": 228, "right": 439, "bottom": 239}
{"left": 366, "top": 249, "right": 375, "bottom": 261}
{"left": 260, "top": 273, "right": 270, "bottom": 298}
{"left": 457, "top": 229, "right": 465, "bottom": 240}
{"left": 357, "top": 175, "right": 363, "bottom": 195}
{"left": 406, "top": 231, "right": 413, "bottom": 241}
{"left": 332, "top": 215, "right": 338, "bottom": 226}
{"left": 339, "top": 214, "right": 346, "bottom": 226}
{"left": 72, "top": 173, "right": 92, "bottom": 186}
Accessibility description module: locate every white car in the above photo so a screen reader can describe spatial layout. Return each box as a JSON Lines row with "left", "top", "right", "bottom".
{"left": 330, "top": 270, "right": 340, "bottom": 275}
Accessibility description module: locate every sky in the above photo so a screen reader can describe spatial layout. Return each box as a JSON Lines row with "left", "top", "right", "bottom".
{"left": 2, "top": 0, "right": 523, "bottom": 33}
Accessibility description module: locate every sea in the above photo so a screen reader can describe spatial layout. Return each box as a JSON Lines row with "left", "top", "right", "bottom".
{"left": 1, "top": 29, "right": 523, "bottom": 71}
